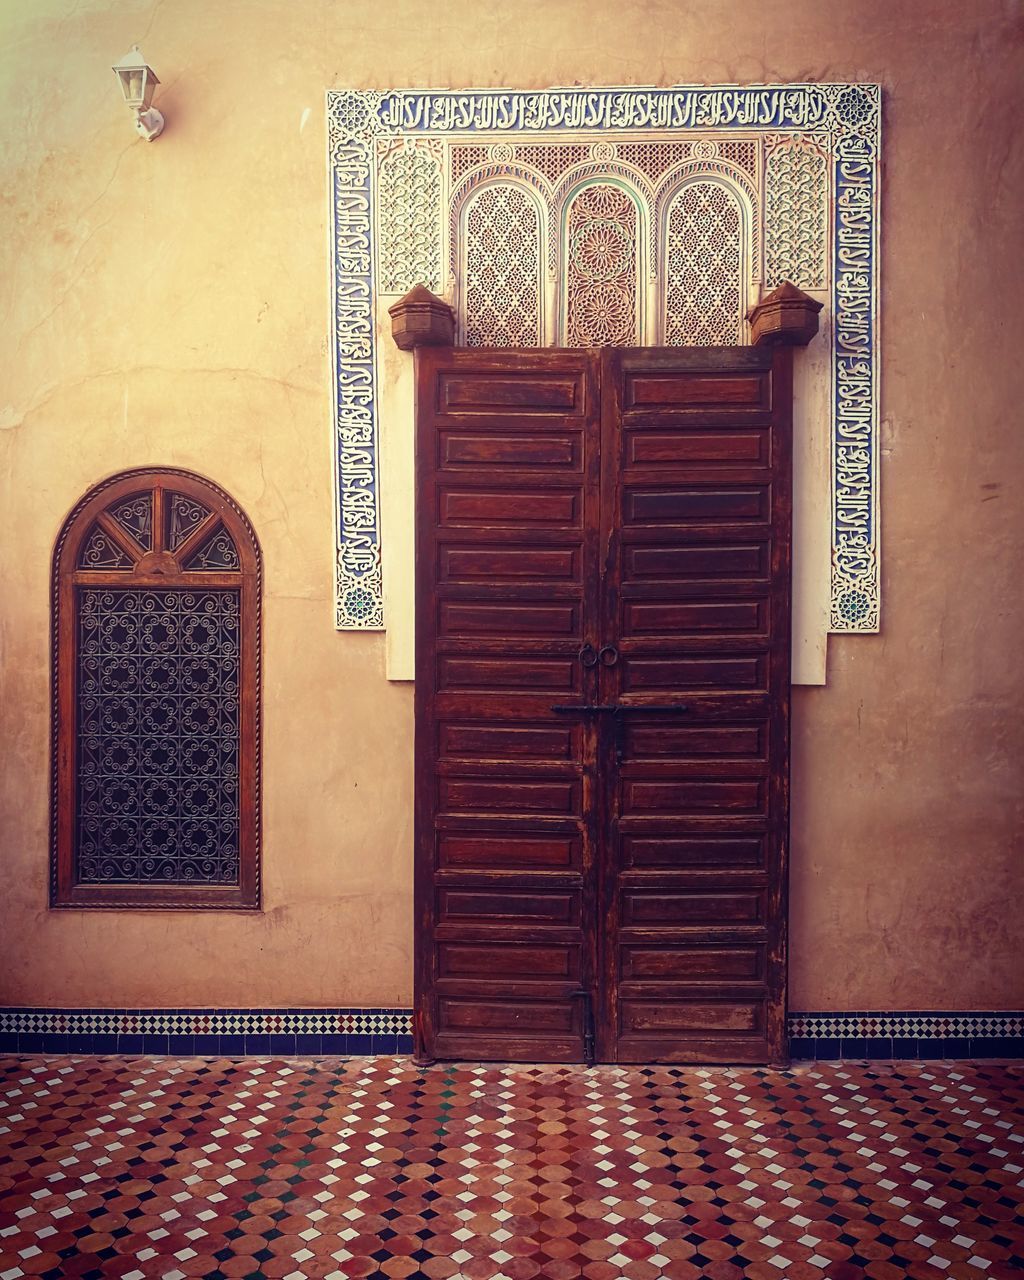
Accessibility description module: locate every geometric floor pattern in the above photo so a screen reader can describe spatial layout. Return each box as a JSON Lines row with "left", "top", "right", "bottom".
{"left": 1, "top": 1056, "right": 1022, "bottom": 1280}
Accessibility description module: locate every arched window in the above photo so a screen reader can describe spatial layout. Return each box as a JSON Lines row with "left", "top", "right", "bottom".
{"left": 51, "top": 468, "right": 261, "bottom": 909}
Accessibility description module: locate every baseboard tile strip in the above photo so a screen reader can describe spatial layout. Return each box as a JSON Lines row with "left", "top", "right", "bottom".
{"left": 0, "top": 1008, "right": 1020, "bottom": 1058}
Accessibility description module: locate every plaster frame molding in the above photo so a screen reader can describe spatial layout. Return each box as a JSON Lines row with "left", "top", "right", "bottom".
{"left": 326, "top": 83, "right": 881, "bottom": 633}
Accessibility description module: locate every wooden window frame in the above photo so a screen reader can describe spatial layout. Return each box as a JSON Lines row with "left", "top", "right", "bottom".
{"left": 50, "top": 467, "right": 262, "bottom": 910}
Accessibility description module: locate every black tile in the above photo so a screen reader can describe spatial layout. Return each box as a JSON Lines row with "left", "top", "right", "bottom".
{"left": 244, "top": 1035, "right": 271, "bottom": 1056}
{"left": 218, "top": 1035, "right": 246, "bottom": 1055}
{"left": 91, "top": 1035, "right": 120, "bottom": 1054}
{"left": 939, "top": 1037, "right": 973, "bottom": 1059}
{"left": 18, "top": 1033, "right": 46, "bottom": 1053}
{"left": 891, "top": 1037, "right": 919, "bottom": 1059}
{"left": 117, "top": 1035, "right": 145, "bottom": 1054}
{"left": 841, "top": 1037, "right": 894, "bottom": 1059}
{"left": 41, "top": 1033, "right": 70, "bottom": 1053}
{"left": 970, "top": 1037, "right": 1024, "bottom": 1058}
{"left": 0, "top": 1032, "right": 20, "bottom": 1052}
{"left": 814, "top": 1038, "right": 842, "bottom": 1060}
{"left": 788, "top": 1038, "right": 814, "bottom": 1060}
{"left": 167, "top": 1036, "right": 195, "bottom": 1055}
{"left": 142, "top": 1034, "right": 169, "bottom": 1055}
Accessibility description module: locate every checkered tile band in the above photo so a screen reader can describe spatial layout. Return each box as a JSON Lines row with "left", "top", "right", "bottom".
{"left": 0, "top": 1008, "right": 1020, "bottom": 1038}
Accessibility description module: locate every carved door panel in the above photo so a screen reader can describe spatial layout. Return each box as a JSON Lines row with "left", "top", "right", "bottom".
{"left": 415, "top": 344, "right": 792, "bottom": 1065}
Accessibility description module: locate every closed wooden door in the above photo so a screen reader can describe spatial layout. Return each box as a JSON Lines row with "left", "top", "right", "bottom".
{"left": 415, "top": 344, "right": 792, "bottom": 1065}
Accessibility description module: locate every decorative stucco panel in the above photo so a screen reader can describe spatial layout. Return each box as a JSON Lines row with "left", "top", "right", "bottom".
{"left": 327, "top": 84, "right": 881, "bottom": 633}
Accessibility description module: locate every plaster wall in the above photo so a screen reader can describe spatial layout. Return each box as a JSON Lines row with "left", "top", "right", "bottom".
{"left": 0, "top": 0, "right": 1022, "bottom": 1011}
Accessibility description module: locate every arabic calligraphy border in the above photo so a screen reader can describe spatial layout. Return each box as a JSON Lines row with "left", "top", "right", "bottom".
{"left": 327, "top": 83, "right": 881, "bottom": 632}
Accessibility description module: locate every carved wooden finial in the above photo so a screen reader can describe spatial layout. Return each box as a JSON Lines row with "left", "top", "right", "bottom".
{"left": 388, "top": 284, "right": 456, "bottom": 350}
{"left": 747, "top": 281, "right": 824, "bottom": 348}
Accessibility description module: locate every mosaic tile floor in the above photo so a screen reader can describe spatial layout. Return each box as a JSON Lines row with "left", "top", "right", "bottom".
{"left": 1, "top": 1056, "right": 1022, "bottom": 1280}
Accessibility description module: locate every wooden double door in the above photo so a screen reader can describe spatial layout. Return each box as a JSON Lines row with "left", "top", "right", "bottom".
{"left": 414, "top": 344, "right": 793, "bottom": 1065}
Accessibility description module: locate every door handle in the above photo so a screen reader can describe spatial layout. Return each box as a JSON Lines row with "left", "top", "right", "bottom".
{"left": 575, "top": 643, "right": 617, "bottom": 668}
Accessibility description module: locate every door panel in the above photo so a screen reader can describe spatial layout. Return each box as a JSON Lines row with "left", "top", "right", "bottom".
{"left": 599, "top": 346, "right": 791, "bottom": 1065}
{"left": 620, "top": 654, "right": 769, "bottom": 694}
{"left": 437, "top": 371, "right": 586, "bottom": 412}
{"left": 438, "top": 430, "right": 582, "bottom": 468}
{"left": 437, "top": 655, "right": 583, "bottom": 693}
{"left": 625, "top": 543, "right": 770, "bottom": 580}
{"left": 416, "top": 347, "right": 600, "bottom": 1064}
{"left": 626, "top": 429, "right": 771, "bottom": 466}
{"left": 623, "top": 369, "right": 771, "bottom": 409}
{"left": 437, "top": 832, "right": 581, "bottom": 871}
{"left": 623, "top": 487, "right": 771, "bottom": 523}
{"left": 439, "top": 487, "right": 583, "bottom": 526}
{"left": 439, "top": 546, "right": 582, "bottom": 582}
{"left": 416, "top": 344, "right": 791, "bottom": 1066}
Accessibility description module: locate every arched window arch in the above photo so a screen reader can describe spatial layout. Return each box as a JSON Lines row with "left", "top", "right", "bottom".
{"left": 561, "top": 179, "right": 645, "bottom": 346}
{"left": 661, "top": 177, "right": 747, "bottom": 345}
{"left": 51, "top": 468, "right": 261, "bottom": 909}
{"left": 459, "top": 180, "right": 545, "bottom": 347}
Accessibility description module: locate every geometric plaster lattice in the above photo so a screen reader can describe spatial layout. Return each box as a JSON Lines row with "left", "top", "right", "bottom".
{"left": 463, "top": 184, "right": 543, "bottom": 346}
{"left": 327, "top": 84, "right": 881, "bottom": 632}
{"left": 377, "top": 141, "right": 444, "bottom": 295}
{"left": 765, "top": 139, "right": 829, "bottom": 289}
{"left": 664, "top": 179, "right": 744, "bottom": 345}
{"left": 564, "top": 182, "right": 641, "bottom": 346}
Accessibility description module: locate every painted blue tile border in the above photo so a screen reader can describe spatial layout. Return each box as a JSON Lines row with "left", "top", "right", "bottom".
{"left": 0, "top": 1008, "right": 1020, "bottom": 1058}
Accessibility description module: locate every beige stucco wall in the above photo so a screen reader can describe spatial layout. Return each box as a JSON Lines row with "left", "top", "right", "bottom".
{"left": 1, "top": 0, "right": 1021, "bottom": 1011}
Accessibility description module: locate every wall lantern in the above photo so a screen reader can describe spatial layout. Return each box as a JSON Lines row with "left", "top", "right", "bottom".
{"left": 111, "top": 46, "right": 164, "bottom": 141}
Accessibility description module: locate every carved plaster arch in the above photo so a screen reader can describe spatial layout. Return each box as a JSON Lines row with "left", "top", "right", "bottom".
{"left": 556, "top": 174, "right": 648, "bottom": 346}
{"left": 448, "top": 163, "right": 553, "bottom": 277}
{"left": 455, "top": 178, "right": 548, "bottom": 346}
{"left": 551, "top": 162, "right": 655, "bottom": 275}
{"left": 659, "top": 176, "right": 749, "bottom": 345}
{"left": 653, "top": 158, "right": 761, "bottom": 284}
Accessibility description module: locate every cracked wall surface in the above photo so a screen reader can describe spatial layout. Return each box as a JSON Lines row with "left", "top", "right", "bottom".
{"left": 0, "top": 0, "right": 1022, "bottom": 1010}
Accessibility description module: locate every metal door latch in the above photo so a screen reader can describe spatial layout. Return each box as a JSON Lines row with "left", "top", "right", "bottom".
{"left": 570, "top": 989, "right": 596, "bottom": 1066}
